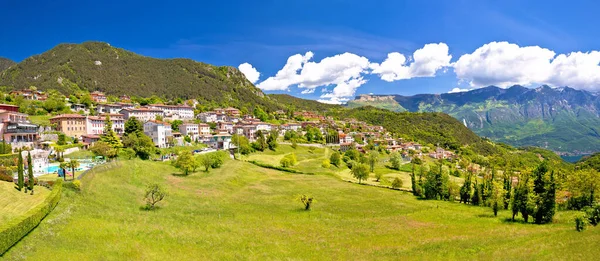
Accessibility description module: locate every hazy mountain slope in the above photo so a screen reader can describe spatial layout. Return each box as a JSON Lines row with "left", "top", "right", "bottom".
{"left": 0, "top": 58, "right": 16, "bottom": 72}
{"left": 348, "top": 86, "right": 600, "bottom": 153}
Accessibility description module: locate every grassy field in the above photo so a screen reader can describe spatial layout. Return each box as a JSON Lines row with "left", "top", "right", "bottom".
{"left": 0, "top": 182, "right": 51, "bottom": 223}
{"left": 3, "top": 155, "right": 600, "bottom": 260}
{"left": 28, "top": 115, "right": 52, "bottom": 126}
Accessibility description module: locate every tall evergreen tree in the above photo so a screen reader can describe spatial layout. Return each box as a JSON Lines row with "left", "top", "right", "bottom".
{"left": 411, "top": 163, "right": 417, "bottom": 196}
{"left": 17, "top": 149, "right": 24, "bottom": 191}
{"left": 100, "top": 115, "right": 123, "bottom": 150}
{"left": 460, "top": 173, "right": 472, "bottom": 204}
{"left": 27, "top": 151, "right": 34, "bottom": 194}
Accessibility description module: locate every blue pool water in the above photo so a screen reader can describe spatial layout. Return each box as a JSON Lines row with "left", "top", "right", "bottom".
{"left": 44, "top": 162, "right": 94, "bottom": 173}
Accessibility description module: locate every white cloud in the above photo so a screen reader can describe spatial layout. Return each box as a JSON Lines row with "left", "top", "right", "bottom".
{"left": 238, "top": 62, "right": 261, "bottom": 84}
{"left": 448, "top": 87, "right": 471, "bottom": 93}
{"left": 370, "top": 43, "right": 452, "bottom": 82}
{"left": 453, "top": 41, "right": 600, "bottom": 91}
{"left": 256, "top": 51, "right": 371, "bottom": 103}
{"left": 300, "top": 88, "right": 315, "bottom": 94}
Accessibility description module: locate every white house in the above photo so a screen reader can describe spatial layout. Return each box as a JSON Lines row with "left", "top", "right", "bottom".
{"left": 208, "top": 132, "right": 232, "bottom": 150}
{"left": 121, "top": 108, "right": 164, "bottom": 122}
{"left": 148, "top": 104, "right": 194, "bottom": 120}
{"left": 143, "top": 121, "right": 173, "bottom": 148}
{"left": 178, "top": 123, "right": 199, "bottom": 141}
{"left": 97, "top": 103, "right": 134, "bottom": 114}
{"left": 21, "top": 149, "right": 50, "bottom": 176}
{"left": 197, "top": 111, "right": 217, "bottom": 123}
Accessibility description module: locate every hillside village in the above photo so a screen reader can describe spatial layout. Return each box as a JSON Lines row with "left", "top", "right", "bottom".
{"left": 0, "top": 89, "right": 457, "bottom": 176}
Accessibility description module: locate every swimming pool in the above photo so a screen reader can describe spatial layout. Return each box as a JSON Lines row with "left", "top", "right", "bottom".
{"left": 44, "top": 162, "right": 95, "bottom": 173}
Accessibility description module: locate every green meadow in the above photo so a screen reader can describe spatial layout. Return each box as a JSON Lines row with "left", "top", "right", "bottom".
{"left": 0, "top": 182, "right": 51, "bottom": 224}
{"left": 2, "top": 148, "right": 600, "bottom": 260}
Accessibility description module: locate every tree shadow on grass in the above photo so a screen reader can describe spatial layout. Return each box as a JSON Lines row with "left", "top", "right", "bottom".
{"left": 139, "top": 205, "right": 162, "bottom": 211}
{"left": 171, "top": 173, "right": 188, "bottom": 177}
{"left": 500, "top": 217, "right": 529, "bottom": 224}
{"left": 476, "top": 213, "right": 496, "bottom": 218}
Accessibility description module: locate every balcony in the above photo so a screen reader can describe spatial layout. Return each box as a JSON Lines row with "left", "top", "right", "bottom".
{"left": 5, "top": 123, "right": 39, "bottom": 134}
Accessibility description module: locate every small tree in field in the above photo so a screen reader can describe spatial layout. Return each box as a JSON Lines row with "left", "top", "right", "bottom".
{"left": 172, "top": 150, "right": 196, "bottom": 175}
{"left": 330, "top": 152, "right": 341, "bottom": 167}
{"left": 392, "top": 177, "right": 403, "bottom": 189}
{"left": 390, "top": 152, "right": 402, "bottom": 170}
{"left": 375, "top": 172, "right": 383, "bottom": 182}
{"left": 490, "top": 181, "right": 506, "bottom": 216}
{"left": 351, "top": 163, "right": 369, "bottom": 184}
{"left": 200, "top": 154, "right": 214, "bottom": 172}
{"left": 144, "top": 184, "right": 166, "bottom": 210}
{"left": 299, "top": 195, "right": 314, "bottom": 211}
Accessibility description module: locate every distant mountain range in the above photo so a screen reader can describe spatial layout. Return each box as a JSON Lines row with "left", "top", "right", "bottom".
{"left": 348, "top": 85, "right": 600, "bottom": 154}
{"left": 0, "top": 58, "right": 15, "bottom": 72}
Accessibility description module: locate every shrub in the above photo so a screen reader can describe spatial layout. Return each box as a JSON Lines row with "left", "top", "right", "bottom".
{"left": 392, "top": 177, "right": 403, "bottom": 189}
{"left": 575, "top": 215, "right": 588, "bottom": 232}
{"left": 72, "top": 180, "right": 82, "bottom": 191}
{"left": 375, "top": 172, "right": 383, "bottom": 182}
{"left": 0, "top": 179, "right": 63, "bottom": 254}
{"left": 280, "top": 153, "right": 298, "bottom": 168}
{"left": 584, "top": 204, "right": 600, "bottom": 226}
{"left": 321, "top": 159, "right": 330, "bottom": 169}
{"left": 0, "top": 172, "right": 12, "bottom": 182}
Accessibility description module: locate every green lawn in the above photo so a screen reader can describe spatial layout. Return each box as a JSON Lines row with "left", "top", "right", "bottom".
{"left": 3, "top": 157, "right": 600, "bottom": 260}
{"left": 0, "top": 181, "right": 51, "bottom": 223}
{"left": 28, "top": 115, "right": 52, "bottom": 126}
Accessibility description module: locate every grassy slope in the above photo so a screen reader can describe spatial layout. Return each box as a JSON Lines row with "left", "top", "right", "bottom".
{"left": 0, "top": 182, "right": 51, "bottom": 223}
{"left": 4, "top": 155, "right": 600, "bottom": 260}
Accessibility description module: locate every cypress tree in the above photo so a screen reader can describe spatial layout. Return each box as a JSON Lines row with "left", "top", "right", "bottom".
{"left": 411, "top": 163, "right": 417, "bottom": 196}
{"left": 533, "top": 162, "right": 548, "bottom": 224}
{"left": 27, "top": 151, "right": 34, "bottom": 195}
{"left": 17, "top": 149, "right": 24, "bottom": 191}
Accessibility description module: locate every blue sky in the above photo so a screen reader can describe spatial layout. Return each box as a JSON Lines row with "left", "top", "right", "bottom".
{"left": 1, "top": 0, "right": 599, "bottom": 103}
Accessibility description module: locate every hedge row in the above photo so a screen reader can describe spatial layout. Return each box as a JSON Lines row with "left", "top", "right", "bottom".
{"left": 0, "top": 179, "right": 63, "bottom": 255}
{"left": 247, "top": 160, "right": 313, "bottom": 175}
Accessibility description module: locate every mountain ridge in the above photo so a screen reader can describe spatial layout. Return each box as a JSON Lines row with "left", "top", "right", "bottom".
{"left": 348, "top": 85, "right": 600, "bottom": 154}
{"left": 0, "top": 58, "right": 16, "bottom": 72}
{"left": 0, "top": 41, "right": 281, "bottom": 111}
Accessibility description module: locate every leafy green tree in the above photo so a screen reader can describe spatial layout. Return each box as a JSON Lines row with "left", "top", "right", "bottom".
{"left": 121, "top": 148, "right": 136, "bottom": 159}
{"left": 253, "top": 130, "right": 268, "bottom": 151}
{"left": 42, "top": 90, "right": 66, "bottom": 113}
{"left": 253, "top": 107, "right": 268, "bottom": 122}
{"left": 124, "top": 117, "right": 143, "bottom": 135}
{"left": 367, "top": 151, "right": 379, "bottom": 173}
{"left": 291, "top": 139, "right": 298, "bottom": 149}
{"left": 374, "top": 172, "right": 383, "bottom": 182}
{"left": 532, "top": 162, "right": 556, "bottom": 224}
{"left": 199, "top": 154, "right": 214, "bottom": 172}
{"left": 232, "top": 134, "right": 253, "bottom": 155}
{"left": 27, "top": 151, "right": 34, "bottom": 194}
{"left": 0, "top": 139, "right": 12, "bottom": 154}
{"left": 57, "top": 133, "right": 67, "bottom": 145}
{"left": 566, "top": 169, "right": 600, "bottom": 209}
{"left": 351, "top": 163, "right": 369, "bottom": 184}
{"left": 490, "top": 181, "right": 506, "bottom": 216}
{"left": 172, "top": 150, "right": 197, "bottom": 175}
{"left": 210, "top": 151, "right": 225, "bottom": 168}
{"left": 344, "top": 149, "right": 360, "bottom": 162}
{"left": 267, "top": 130, "right": 278, "bottom": 150}
{"left": 390, "top": 152, "right": 402, "bottom": 170}
{"left": 59, "top": 161, "right": 68, "bottom": 181}
{"left": 122, "top": 133, "right": 156, "bottom": 160}
{"left": 472, "top": 180, "right": 482, "bottom": 206}
{"left": 460, "top": 173, "right": 472, "bottom": 204}
{"left": 330, "top": 152, "right": 341, "bottom": 167}
{"left": 17, "top": 149, "right": 23, "bottom": 191}
{"left": 184, "top": 135, "right": 192, "bottom": 143}
{"left": 171, "top": 120, "right": 183, "bottom": 131}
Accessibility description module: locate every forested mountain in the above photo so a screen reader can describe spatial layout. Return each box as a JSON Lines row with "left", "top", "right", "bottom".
{"left": 348, "top": 86, "right": 600, "bottom": 154}
{"left": 0, "top": 42, "right": 282, "bottom": 111}
{"left": 0, "top": 58, "right": 15, "bottom": 72}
